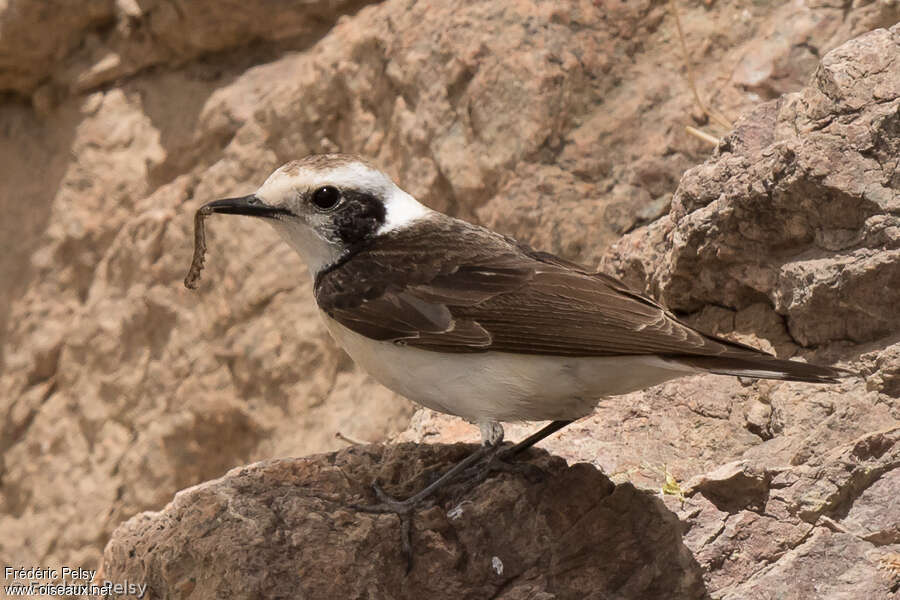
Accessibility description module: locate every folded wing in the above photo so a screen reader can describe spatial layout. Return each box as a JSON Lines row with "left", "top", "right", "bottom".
{"left": 315, "top": 217, "right": 767, "bottom": 360}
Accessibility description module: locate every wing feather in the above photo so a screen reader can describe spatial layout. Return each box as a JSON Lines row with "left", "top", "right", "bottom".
{"left": 315, "top": 216, "right": 766, "bottom": 359}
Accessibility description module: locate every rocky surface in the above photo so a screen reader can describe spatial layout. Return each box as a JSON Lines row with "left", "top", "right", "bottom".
{"left": 99, "top": 427, "right": 900, "bottom": 599}
{"left": 100, "top": 445, "right": 708, "bottom": 599}
{"left": 603, "top": 24, "right": 900, "bottom": 349}
{"left": 1, "top": 0, "right": 898, "bottom": 598}
{"left": 0, "top": 0, "right": 375, "bottom": 97}
{"left": 394, "top": 24, "right": 900, "bottom": 598}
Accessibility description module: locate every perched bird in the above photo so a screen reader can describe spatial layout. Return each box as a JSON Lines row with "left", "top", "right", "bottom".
{"left": 191, "top": 153, "right": 848, "bottom": 506}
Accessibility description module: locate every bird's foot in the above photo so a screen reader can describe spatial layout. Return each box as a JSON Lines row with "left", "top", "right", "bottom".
{"left": 349, "top": 443, "right": 498, "bottom": 571}
{"left": 350, "top": 482, "right": 429, "bottom": 572}
{"left": 351, "top": 481, "right": 431, "bottom": 516}
{"left": 348, "top": 421, "right": 574, "bottom": 571}
{"left": 457, "top": 446, "right": 548, "bottom": 491}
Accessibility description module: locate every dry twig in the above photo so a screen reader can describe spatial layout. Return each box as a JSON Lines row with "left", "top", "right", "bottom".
{"left": 670, "top": 0, "right": 733, "bottom": 132}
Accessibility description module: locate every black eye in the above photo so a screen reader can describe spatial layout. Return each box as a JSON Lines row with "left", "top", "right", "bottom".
{"left": 311, "top": 186, "right": 341, "bottom": 210}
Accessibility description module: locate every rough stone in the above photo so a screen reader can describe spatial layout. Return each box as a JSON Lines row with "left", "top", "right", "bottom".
{"left": 0, "top": 1, "right": 898, "bottom": 597}
{"left": 603, "top": 26, "right": 900, "bottom": 348}
{"left": 0, "top": 0, "right": 375, "bottom": 96}
{"left": 98, "top": 429, "right": 900, "bottom": 599}
{"left": 690, "top": 428, "right": 900, "bottom": 599}
{"left": 100, "top": 445, "right": 708, "bottom": 600}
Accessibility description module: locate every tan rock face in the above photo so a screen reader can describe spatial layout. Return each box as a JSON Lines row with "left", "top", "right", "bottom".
{"left": 0, "top": 0, "right": 374, "bottom": 95}
{"left": 604, "top": 26, "right": 900, "bottom": 347}
{"left": 0, "top": 0, "right": 898, "bottom": 597}
{"left": 0, "top": 0, "right": 114, "bottom": 94}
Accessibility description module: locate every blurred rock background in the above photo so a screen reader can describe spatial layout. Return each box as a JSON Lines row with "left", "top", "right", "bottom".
{"left": 1, "top": 0, "right": 898, "bottom": 597}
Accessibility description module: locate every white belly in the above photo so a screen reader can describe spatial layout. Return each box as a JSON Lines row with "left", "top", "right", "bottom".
{"left": 321, "top": 314, "right": 696, "bottom": 422}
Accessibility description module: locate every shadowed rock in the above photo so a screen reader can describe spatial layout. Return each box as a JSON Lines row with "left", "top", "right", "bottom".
{"left": 100, "top": 444, "right": 709, "bottom": 600}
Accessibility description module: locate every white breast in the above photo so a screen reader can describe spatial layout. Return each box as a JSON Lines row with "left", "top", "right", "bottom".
{"left": 320, "top": 313, "right": 696, "bottom": 422}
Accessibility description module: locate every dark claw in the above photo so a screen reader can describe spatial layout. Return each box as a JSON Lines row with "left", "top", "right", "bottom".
{"left": 401, "top": 517, "right": 413, "bottom": 574}
{"left": 457, "top": 448, "right": 548, "bottom": 489}
{"left": 351, "top": 483, "right": 420, "bottom": 571}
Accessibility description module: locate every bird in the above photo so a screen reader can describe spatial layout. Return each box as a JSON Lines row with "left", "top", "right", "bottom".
{"left": 190, "top": 153, "right": 849, "bottom": 511}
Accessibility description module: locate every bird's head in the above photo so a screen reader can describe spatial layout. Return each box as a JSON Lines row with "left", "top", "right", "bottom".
{"left": 205, "top": 154, "right": 430, "bottom": 274}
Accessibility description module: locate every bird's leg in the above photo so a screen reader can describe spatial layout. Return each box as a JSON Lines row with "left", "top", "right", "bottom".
{"left": 361, "top": 443, "right": 498, "bottom": 514}
{"left": 350, "top": 421, "right": 506, "bottom": 571}
{"left": 364, "top": 444, "right": 497, "bottom": 572}
{"left": 350, "top": 420, "right": 572, "bottom": 571}
{"left": 503, "top": 419, "right": 573, "bottom": 457}
{"left": 479, "top": 420, "right": 505, "bottom": 446}
{"left": 355, "top": 421, "right": 506, "bottom": 514}
{"left": 459, "top": 419, "right": 574, "bottom": 485}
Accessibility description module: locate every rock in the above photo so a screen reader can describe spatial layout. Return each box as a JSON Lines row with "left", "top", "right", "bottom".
{"left": 864, "top": 341, "right": 900, "bottom": 398}
{"left": 100, "top": 445, "right": 707, "bottom": 599}
{"left": 1, "top": 0, "right": 899, "bottom": 596}
{"left": 591, "top": 25, "right": 900, "bottom": 598}
{"left": 400, "top": 23, "right": 900, "bottom": 598}
{"left": 0, "top": 0, "right": 373, "bottom": 96}
{"left": 98, "top": 430, "right": 900, "bottom": 599}
{"left": 0, "top": 0, "right": 114, "bottom": 94}
{"left": 684, "top": 460, "right": 775, "bottom": 513}
{"left": 603, "top": 26, "right": 900, "bottom": 348}
{"left": 682, "top": 428, "right": 900, "bottom": 599}
{"left": 719, "top": 529, "right": 894, "bottom": 600}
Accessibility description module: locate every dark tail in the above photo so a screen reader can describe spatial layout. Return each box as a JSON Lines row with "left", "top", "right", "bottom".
{"left": 673, "top": 355, "right": 854, "bottom": 384}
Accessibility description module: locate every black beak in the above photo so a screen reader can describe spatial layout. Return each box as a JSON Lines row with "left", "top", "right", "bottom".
{"left": 202, "top": 195, "right": 291, "bottom": 219}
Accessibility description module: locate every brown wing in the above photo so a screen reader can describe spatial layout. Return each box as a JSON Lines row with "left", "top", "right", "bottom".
{"left": 315, "top": 216, "right": 766, "bottom": 358}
